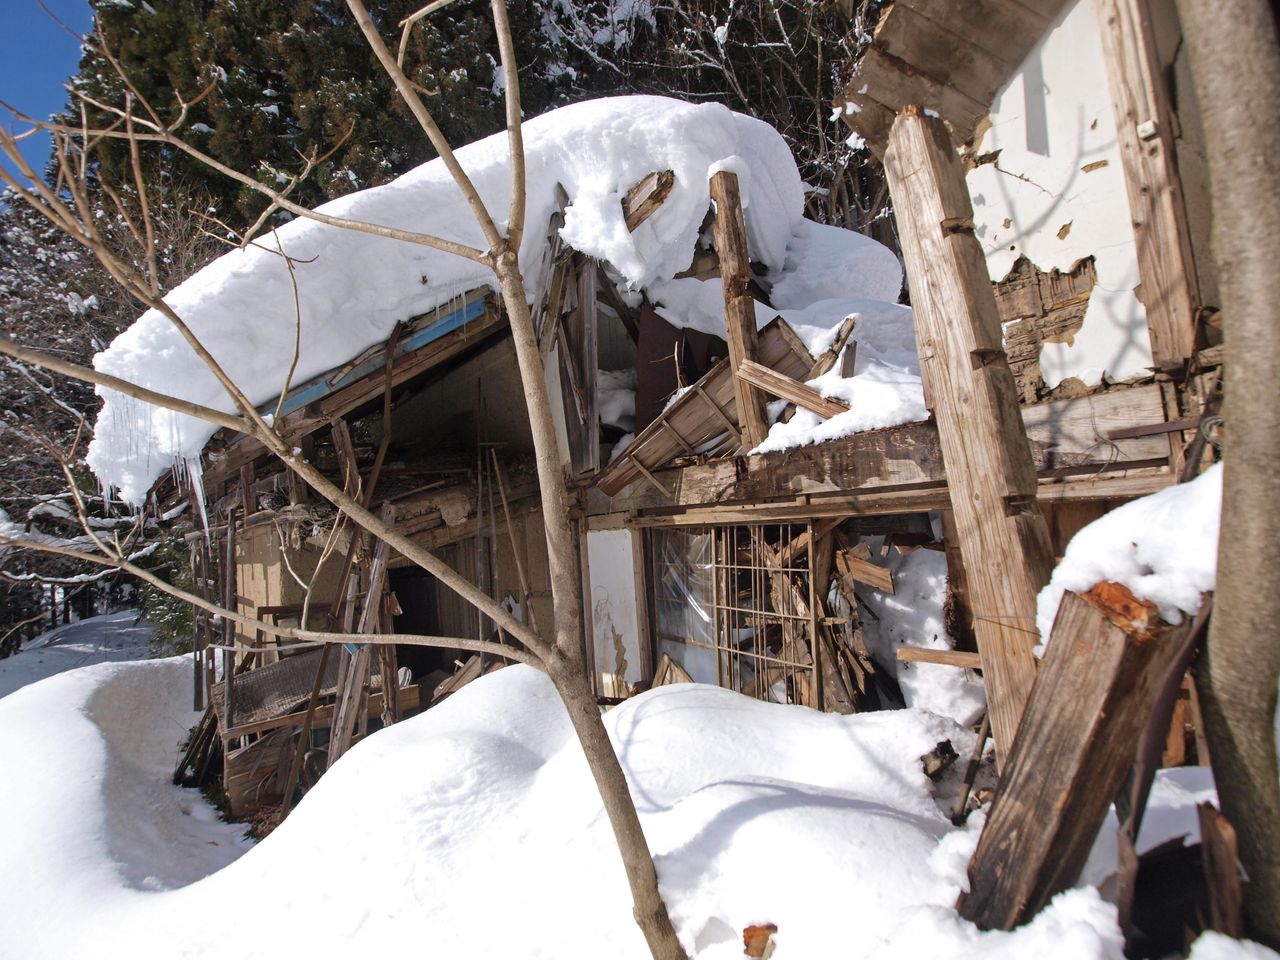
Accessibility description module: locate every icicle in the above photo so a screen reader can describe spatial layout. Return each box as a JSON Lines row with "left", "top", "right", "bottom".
{"left": 184, "top": 456, "right": 211, "bottom": 542}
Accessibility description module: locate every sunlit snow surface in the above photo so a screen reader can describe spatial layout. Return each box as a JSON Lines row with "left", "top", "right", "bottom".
{"left": 87, "top": 96, "right": 906, "bottom": 503}
{"left": 0, "top": 658, "right": 1239, "bottom": 960}
{"left": 0, "top": 610, "right": 152, "bottom": 699}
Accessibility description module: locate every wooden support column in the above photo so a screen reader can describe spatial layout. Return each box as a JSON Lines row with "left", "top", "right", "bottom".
{"left": 1097, "top": 0, "right": 1200, "bottom": 371}
{"left": 883, "top": 107, "right": 1054, "bottom": 760}
{"left": 221, "top": 512, "right": 237, "bottom": 730}
{"left": 709, "top": 170, "right": 769, "bottom": 449}
{"left": 327, "top": 502, "right": 396, "bottom": 770}
{"left": 958, "top": 583, "right": 1196, "bottom": 929}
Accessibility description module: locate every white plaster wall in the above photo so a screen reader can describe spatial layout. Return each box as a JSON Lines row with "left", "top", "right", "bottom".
{"left": 966, "top": 0, "right": 1154, "bottom": 388}
{"left": 586, "top": 529, "right": 646, "bottom": 693}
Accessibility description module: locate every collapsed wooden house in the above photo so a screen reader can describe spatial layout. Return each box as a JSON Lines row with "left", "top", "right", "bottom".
{"left": 158, "top": 0, "right": 1218, "bottom": 858}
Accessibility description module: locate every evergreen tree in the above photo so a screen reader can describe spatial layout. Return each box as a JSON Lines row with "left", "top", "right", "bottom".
{"left": 73, "top": 0, "right": 570, "bottom": 227}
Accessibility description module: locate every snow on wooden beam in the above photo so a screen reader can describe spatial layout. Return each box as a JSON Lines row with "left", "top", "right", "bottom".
{"left": 883, "top": 107, "right": 1055, "bottom": 762}
{"left": 735, "top": 360, "right": 849, "bottom": 420}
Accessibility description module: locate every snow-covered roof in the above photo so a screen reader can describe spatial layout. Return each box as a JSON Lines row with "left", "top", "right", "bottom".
{"left": 88, "top": 96, "right": 902, "bottom": 503}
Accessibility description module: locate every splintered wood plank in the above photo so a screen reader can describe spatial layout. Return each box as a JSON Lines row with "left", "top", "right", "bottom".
{"left": 835, "top": 546, "right": 895, "bottom": 594}
{"left": 806, "top": 313, "right": 857, "bottom": 379}
{"left": 710, "top": 170, "right": 769, "bottom": 448}
{"left": 896, "top": 647, "right": 982, "bottom": 669}
{"left": 957, "top": 583, "right": 1194, "bottom": 930}
{"left": 1096, "top": 0, "right": 1200, "bottom": 370}
{"left": 623, "top": 170, "right": 675, "bottom": 231}
{"left": 883, "top": 108, "right": 1055, "bottom": 761}
{"left": 736, "top": 359, "right": 850, "bottom": 419}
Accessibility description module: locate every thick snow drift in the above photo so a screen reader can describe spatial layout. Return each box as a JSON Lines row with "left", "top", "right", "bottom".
{"left": 87, "top": 96, "right": 904, "bottom": 503}
{"left": 0, "top": 657, "right": 1233, "bottom": 959}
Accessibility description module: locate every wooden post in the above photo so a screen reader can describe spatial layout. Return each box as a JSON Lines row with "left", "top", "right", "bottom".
{"left": 221, "top": 513, "right": 237, "bottom": 730}
{"left": 957, "top": 583, "right": 1195, "bottom": 930}
{"left": 327, "top": 502, "right": 396, "bottom": 769}
{"left": 709, "top": 171, "right": 769, "bottom": 449}
{"left": 1096, "top": 0, "right": 1200, "bottom": 371}
{"left": 882, "top": 107, "right": 1054, "bottom": 760}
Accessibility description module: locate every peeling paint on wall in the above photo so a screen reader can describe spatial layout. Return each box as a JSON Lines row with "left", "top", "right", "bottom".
{"left": 967, "top": 0, "right": 1154, "bottom": 391}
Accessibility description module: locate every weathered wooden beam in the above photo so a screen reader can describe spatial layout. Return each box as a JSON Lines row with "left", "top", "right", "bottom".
{"left": 957, "top": 583, "right": 1195, "bottom": 929}
{"left": 327, "top": 502, "right": 395, "bottom": 770}
{"left": 835, "top": 542, "right": 896, "bottom": 594}
{"left": 1096, "top": 0, "right": 1200, "bottom": 371}
{"left": 622, "top": 170, "right": 676, "bottom": 232}
{"left": 592, "top": 384, "right": 1173, "bottom": 516}
{"left": 709, "top": 170, "right": 770, "bottom": 448}
{"left": 736, "top": 359, "right": 849, "bottom": 419}
{"left": 883, "top": 107, "right": 1055, "bottom": 761}
{"left": 896, "top": 646, "right": 982, "bottom": 669}
{"left": 608, "top": 466, "right": 1173, "bottom": 528}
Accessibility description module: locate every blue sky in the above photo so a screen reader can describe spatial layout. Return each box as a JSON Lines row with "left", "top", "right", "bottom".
{"left": 0, "top": 0, "right": 95, "bottom": 183}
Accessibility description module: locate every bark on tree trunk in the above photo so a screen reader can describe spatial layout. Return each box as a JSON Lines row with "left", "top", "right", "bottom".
{"left": 493, "top": 255, "right": 586, "bottom": 664}
{"left": 545, "top": 655, "right": 687, "bottom": 959}
{"left": 494, "top": 255, "right": 687, "bottom": 959}
{"left": 1172, "top": 0, "right": 1280, "bottom": 946}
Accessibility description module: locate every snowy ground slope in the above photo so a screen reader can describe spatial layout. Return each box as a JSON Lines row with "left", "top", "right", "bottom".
{"left": 0, "top": 609, "right": 152, "bottom": 699}
{"left": 88, "top": 95, "right": 907, "bottom": 504}
{"left": 0, "top": 658, "right": 1231, "bottom": 960}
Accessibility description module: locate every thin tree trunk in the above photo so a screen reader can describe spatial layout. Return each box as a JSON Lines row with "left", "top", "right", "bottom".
{"left": 1172, "top": 0, "right": 1280, "bottom": 946}
{"left": 493, "top": 257, "right": 584, "bottom": 662}
{"left": 545, "top": 655, "right": 686, "bottom": 959}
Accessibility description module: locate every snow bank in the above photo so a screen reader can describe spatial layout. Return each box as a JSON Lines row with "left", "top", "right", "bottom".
{"left": 1037, "top": 464, "right": 1221, "bottom": 640}
{"left": 0, "top": 656, "right": 1193, "bottom": 960}
{"left": 87, "top": 96, "right": 903, "bottom": 503}
{"left": 0, "top": 610, "right": 152, "bottom": 700}
{"left": 1190, "top": 932, "right": 1280, "bottom": 960}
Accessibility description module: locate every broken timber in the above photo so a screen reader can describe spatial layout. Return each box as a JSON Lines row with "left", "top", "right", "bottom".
{"left": 622, "top": 170, "right": 675, "bottom": 232}
{"left": 710, "top": 170, "right": 770, "bottom": 449}
{"left": 327, "top": 502, "right": 396, "bottom": 770}
{"left": 957, "top": 583, "right": 1196, "bottom": 930}
{"left": 596, "top": 316, "right": 814, "bottom": 496}
{"left": 883, "top": 107, "right": 1055, "bottom": 761}
{"left": 736, "top": 359, "right": 849, "bottom": 420}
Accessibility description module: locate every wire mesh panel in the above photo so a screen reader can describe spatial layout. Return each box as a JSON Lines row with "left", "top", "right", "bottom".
{"left": 649, "top": 522, "right": 818, "bottom": 706}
